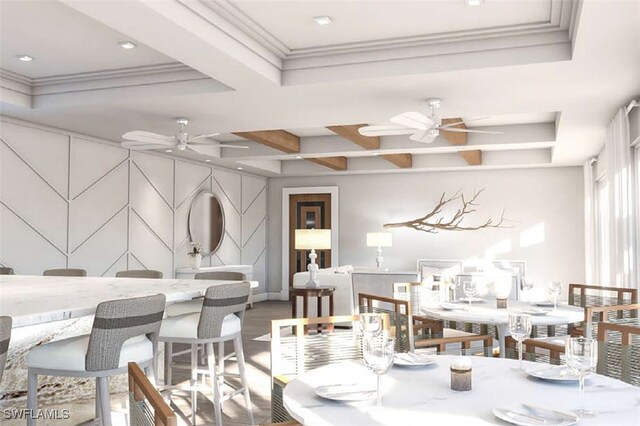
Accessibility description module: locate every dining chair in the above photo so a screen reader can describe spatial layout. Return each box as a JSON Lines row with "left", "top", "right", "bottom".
{"left": 0, "top": 316, "right": 12, "bottom": 384}
{"left": 270, "top": 314, "right": 390, "bottom": 424}
{"left": 42, "top": 268, "right": 87, "bottom": 277}
{"left": 128, "top": 362, "right": 176, "bottom": 426}
{"left": 116, "top": 269, "right": 163, "bottom": 279}
{"left": 159, "top": 282, "right": 254, "bottom": 426}
{"left": 26, "top": 294, "right": 166, "bottom": 426}
{"left": 0, "top": 267, "right": 14, "bottom": 275}
{"left": 597, "top": 320, "right": 640, "bottom": 386}
{"left": 165, "top": 271, "right": 247, "bottom": 316}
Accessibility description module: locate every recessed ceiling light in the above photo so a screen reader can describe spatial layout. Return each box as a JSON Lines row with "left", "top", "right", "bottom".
{"left": 165, "top": 149, "right": 172, "bottom": 153}
{"left": 237, "top": 167, "right": 243, "bottom": 170}
{"left": 466, "top": 0, "right": 483, "bottom": 6}
{"left": 16, "top": 54, "right": 34, "bottom": 62}
{"left": 118, "top": 41, "right": 137, "bottom": 49}
{"left": 296, "top": 155, "right": 303, "bottom": 159}
{"left": 314, "top": 16, "right": 333, "bottom": 26}
{"left": 205, "top": 159, "right": 211, "bottom": 162}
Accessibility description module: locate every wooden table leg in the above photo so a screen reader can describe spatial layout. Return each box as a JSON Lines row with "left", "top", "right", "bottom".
{"left": 317, "top": 295, "right": 323, "bottom": 333}
{"left": 291, "top": 293, "right": 297, "bottom": 335}
{"left": 303, "top": 295, "right": 309, "bottom": 335}
{"left": 328, "top": 294, "right": 335, "bottom": 333}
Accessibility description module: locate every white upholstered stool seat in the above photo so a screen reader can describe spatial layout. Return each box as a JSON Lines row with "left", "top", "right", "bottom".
{"left": 160, "top": 313, "right": 241, "bottom": 340}
{"left": 27, "top": 335, "right": 153, "bottom": 371}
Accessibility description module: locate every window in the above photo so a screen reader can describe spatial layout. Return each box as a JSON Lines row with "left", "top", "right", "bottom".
{"left": 596, "top": 176, "right": 610, "bottom": 284}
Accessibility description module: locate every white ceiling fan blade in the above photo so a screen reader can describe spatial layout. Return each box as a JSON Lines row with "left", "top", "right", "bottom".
{"left": 438, "top": 127, "right": 503, "bottom": 134}
{"left": 122, "top": 131, "right": 175, "bottom": 146}
{"left": 190, "top": 133, "right": 221, "bottom": 141}
{"left": 121, "top": 142, "right": 168, "bottom": 150}
{"left": 409, "top": 130, "right": 436, "bottom": 143}
{"left": 390, "top": 112, "right": 434, "bottom": 130}
{"left": 189, "top": 142, "right": 249, "bottom": 149}
{"left": 439, "top": 117, "right": 491, "bottom": 129}
{"left": 358, "top": 125, "right": 416, "bottom": 137}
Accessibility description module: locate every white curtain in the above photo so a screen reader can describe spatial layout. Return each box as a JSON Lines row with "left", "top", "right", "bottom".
{"left": 583, "top": 159, "right": 596, "bottom": 284}
{"left": 604, "top": 107, "right": 636, "bottom": 288}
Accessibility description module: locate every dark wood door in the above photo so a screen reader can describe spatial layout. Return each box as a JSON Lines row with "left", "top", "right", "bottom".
{"left": 289, "top": 193, "right": 332, "bottom": 287}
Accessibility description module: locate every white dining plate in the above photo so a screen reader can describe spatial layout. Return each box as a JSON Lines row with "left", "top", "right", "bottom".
{"left": 517, "top": 308, "right": 548, "bottom": 316}
{"left": 439, "top": 303, "right": 466, "bottom": 311}
{"left": 525, "top": 365, "right": 586, "bottom": 382}
{"left": 314, "top": 384, "right": 376, "bottom": 402}
{"left": 532, "top": 301, "right": 556, "bottom": 308}
{"left": 393, "top": 352, "right": 437, "bottom": 368}
{"left": 456, "top": 297, "right": 485, "bottom": 303}
{"left": 493, "top": 407, "right": 578, "bottom": 426}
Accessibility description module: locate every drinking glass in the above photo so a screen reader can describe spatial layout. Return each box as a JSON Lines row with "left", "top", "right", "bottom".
{"left": 549, "top": 281, "right": 562, "bottom": 310}
{"left": 508, "top": 313, "right": 532, "bottom": 369}
{"left": 358, "top": 313, "right": 383, "bottom": 336}
{"left": 566, "top": 337, "right": 597, "bottom": 418}
{"left": 463, "top": 280, "right": 477, "bottom": 307}
{"left": 363, "top": 335, "right": 395, "bottom": 407}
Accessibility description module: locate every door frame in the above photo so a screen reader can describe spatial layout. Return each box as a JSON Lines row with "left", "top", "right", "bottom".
{"left": 281, "top": 186, "right": 339, "bottom": 300}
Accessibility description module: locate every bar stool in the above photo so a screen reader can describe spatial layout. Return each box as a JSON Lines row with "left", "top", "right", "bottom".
{"left": 116, "top": 270, "right": 163, "bottom": 279}
{"left": 26, "top": 294, "right": 166, "bottom": 426}
{"left": 159, "top": 282, "right": 254, "bottom": 426}
{"left": 0, "top": 267, "right": 14, "bottom": 275}
{"left": 0, "top": 316, "right": 11, "bottom": 384}
{"left": 42, "top": 268, "right": 87, "bottom": 277}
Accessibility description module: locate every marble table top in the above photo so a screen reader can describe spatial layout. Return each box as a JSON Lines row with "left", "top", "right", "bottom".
{"left": 0, "top": 275, "right": 237, "bottom": 327}
{"left": 284, "top": 355, "right": 640, "bottom": 425}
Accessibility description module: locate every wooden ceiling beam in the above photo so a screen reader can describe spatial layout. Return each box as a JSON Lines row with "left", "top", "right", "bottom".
{"left": 232, "top": 130, "right": 300, "bottom": 153}
{"left": 460, "top": 150, "right": 482, "bottom": 166}
{"left": 380, "top": 153, "right": 413, "bottom": 168}
{"left": 309, "top": 156, "right": 348, "bottom": 171}
{"left": 441, "top": 117, "right": 468, "bottom": 146}
{"left": 326, "top": 124, "right": 380, "bottom": 150}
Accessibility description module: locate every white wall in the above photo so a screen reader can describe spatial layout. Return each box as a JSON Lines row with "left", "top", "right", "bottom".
{"left": 268, "top": 167, "right": 585, "bottom": 294}
{"left": 0, "top": 117, "right": 267, "bottom": 293}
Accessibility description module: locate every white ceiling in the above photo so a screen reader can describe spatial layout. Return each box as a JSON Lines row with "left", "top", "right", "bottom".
{"left": 231, "top": 0, "right": 550, "bottom": 50}
{"left": 0, "top": 0, "right": 639, "bottom": 177}
{"left": 0, "top": 0, "right": 174, "bottom": 78}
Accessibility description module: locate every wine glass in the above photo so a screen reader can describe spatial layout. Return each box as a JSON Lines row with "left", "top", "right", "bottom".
{"left": 363, "top": 335, "right": 395, "bottom": 407}
{"left": 358, "top": 313, "right": 383, "bottom": 336}
{"left": 463, "top": 280, "right": 477, "bottom": 307}
{"left": 549, "top": 281, "right": 562, "bottom": 310}
{"left": 508, "top": 313, "right": 532, "bottom": 369}
{"left": 565, "top": 337, "right": 597, "bottom": 418}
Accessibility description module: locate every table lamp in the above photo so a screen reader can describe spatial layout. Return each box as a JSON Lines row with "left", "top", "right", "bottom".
{"left": 366, "top": 232, "right": 392, "bottom": 269}
{"left": 295, "top": 229, "right": 332, "bottom": 288}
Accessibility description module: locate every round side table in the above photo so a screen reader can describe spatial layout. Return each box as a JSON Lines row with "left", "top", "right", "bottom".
{"left": 290, "top": 286, "right": 336, "bottom": 335}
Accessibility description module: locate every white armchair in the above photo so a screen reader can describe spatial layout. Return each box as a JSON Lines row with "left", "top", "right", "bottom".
{"left": 292, "top": 265, "right": 354, "bottom": 317}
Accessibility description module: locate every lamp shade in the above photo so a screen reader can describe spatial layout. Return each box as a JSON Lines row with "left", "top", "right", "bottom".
{"left": 295, "top": 229, "right": 331, "bottom": 250}
{"left": 367, "top": 232, "right": 392, "bottom": 247}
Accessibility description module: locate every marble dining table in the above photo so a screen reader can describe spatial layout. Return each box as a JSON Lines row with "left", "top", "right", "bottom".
{"left": 0, "top": 275, "right": 238, "bottom": 327}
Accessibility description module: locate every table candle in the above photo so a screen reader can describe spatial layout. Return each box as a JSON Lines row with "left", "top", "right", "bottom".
{"left": 451, "top": 356, "right": 472, "bottom": 391}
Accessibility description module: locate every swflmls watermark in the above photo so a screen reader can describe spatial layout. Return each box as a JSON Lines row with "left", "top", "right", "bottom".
{"left": 2, "top": 408, "right": 71, "bottom": 420}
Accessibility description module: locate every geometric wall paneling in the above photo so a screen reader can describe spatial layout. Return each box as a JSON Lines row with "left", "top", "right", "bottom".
{"left": 0, "top": 141, "right": 69, "bottom": 252}
{"left": 0, "top": 121, "right": 70, "bottom": 198}
{"left": 68, "top": 208, "right": 128, "bottom": 276}
{"left": 241, "top": 219, "right": 266, "bottom": 266}
{"left": 241, "top": 174, "right": 267, "bottom": 214}
{"left": 213, "top": 230, "right": 242, "bottom": 266}
{"left": 241, "top": 188, "right": 266, "bottom": 247}
{"left": 251, "top": 249, "right": 267, "bottom": 292}
{"left": 174, "top": 160, "right": 211, "bottom": 208}
{"left": 131, "top": 151, "right": 174, "bottom": 206}
{"left": 213, "top": 168, "right": 242, "bottom": 213}
{"left": 69, "top": 161, "right": 128, "bottom": 252}
{"left": 129, "top": 210, "right": 174, "bottom": 278}
{"left": 69, "top": 137, "right": 128, "bottom": 199}
{"left": 130, "top": 162, "right": 174, "bottom": 248}
{"left": 128, "top": 254, "right": 147, "bottom": 271}
{"left": 211, "top": 175, "right": 241, "bottom": 252}
{"left": 102, "top": 252, "right": 129, "bottom": 277}
{"left": 0, "top": 203, "right": 67, "bottom": 275}
{"left": 174, "top": 178, "right": 210, "bottom": 252}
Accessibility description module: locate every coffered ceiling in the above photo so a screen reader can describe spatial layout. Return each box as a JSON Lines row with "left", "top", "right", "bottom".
{"left": 1, "top": 0, "right": 639, "bottom": 177}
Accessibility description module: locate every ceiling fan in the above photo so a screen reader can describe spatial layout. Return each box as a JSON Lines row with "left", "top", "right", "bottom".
{"left": 122, "top": 118, "right": 248, "bottom": 153}
{"left": 358, "top": 98, "right": 502, "bottom": 143}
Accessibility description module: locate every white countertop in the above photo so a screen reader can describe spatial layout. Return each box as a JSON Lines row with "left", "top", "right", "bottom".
{"left": 284, "top": 356, "right": 640, "bottom": 425}
{"left": 0, "top": 275, "right": 236, "bottom": 328}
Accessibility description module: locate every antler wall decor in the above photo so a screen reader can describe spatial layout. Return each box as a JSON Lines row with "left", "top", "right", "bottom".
{"left": 383, "top": 189, "right": 507, "bottom": 233}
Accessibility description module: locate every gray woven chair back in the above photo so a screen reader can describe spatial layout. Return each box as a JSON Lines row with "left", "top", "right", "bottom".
{"left": 0, "top": 267, "right": 14, "bottom": 275}
{"left": 43, "top": 268, "right": 87, "bottom": 277}
{"left": 116, "top": 270, "right": 163, "bottom": 279}
{"left": 85, "top": 294, "right": 166, "bottom": 371}
{"left": 194, "top": 271, "right": 246, "bottom": 281}
{"left": 198, "top": 282, "right": 250, "bottom": 339}
{"left": 0, "top": 316, "right": 12, "bottom": 384}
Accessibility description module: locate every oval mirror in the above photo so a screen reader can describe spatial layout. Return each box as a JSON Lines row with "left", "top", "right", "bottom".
{"left": 188, "top": 191, "right": 225, "bottom": 256}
